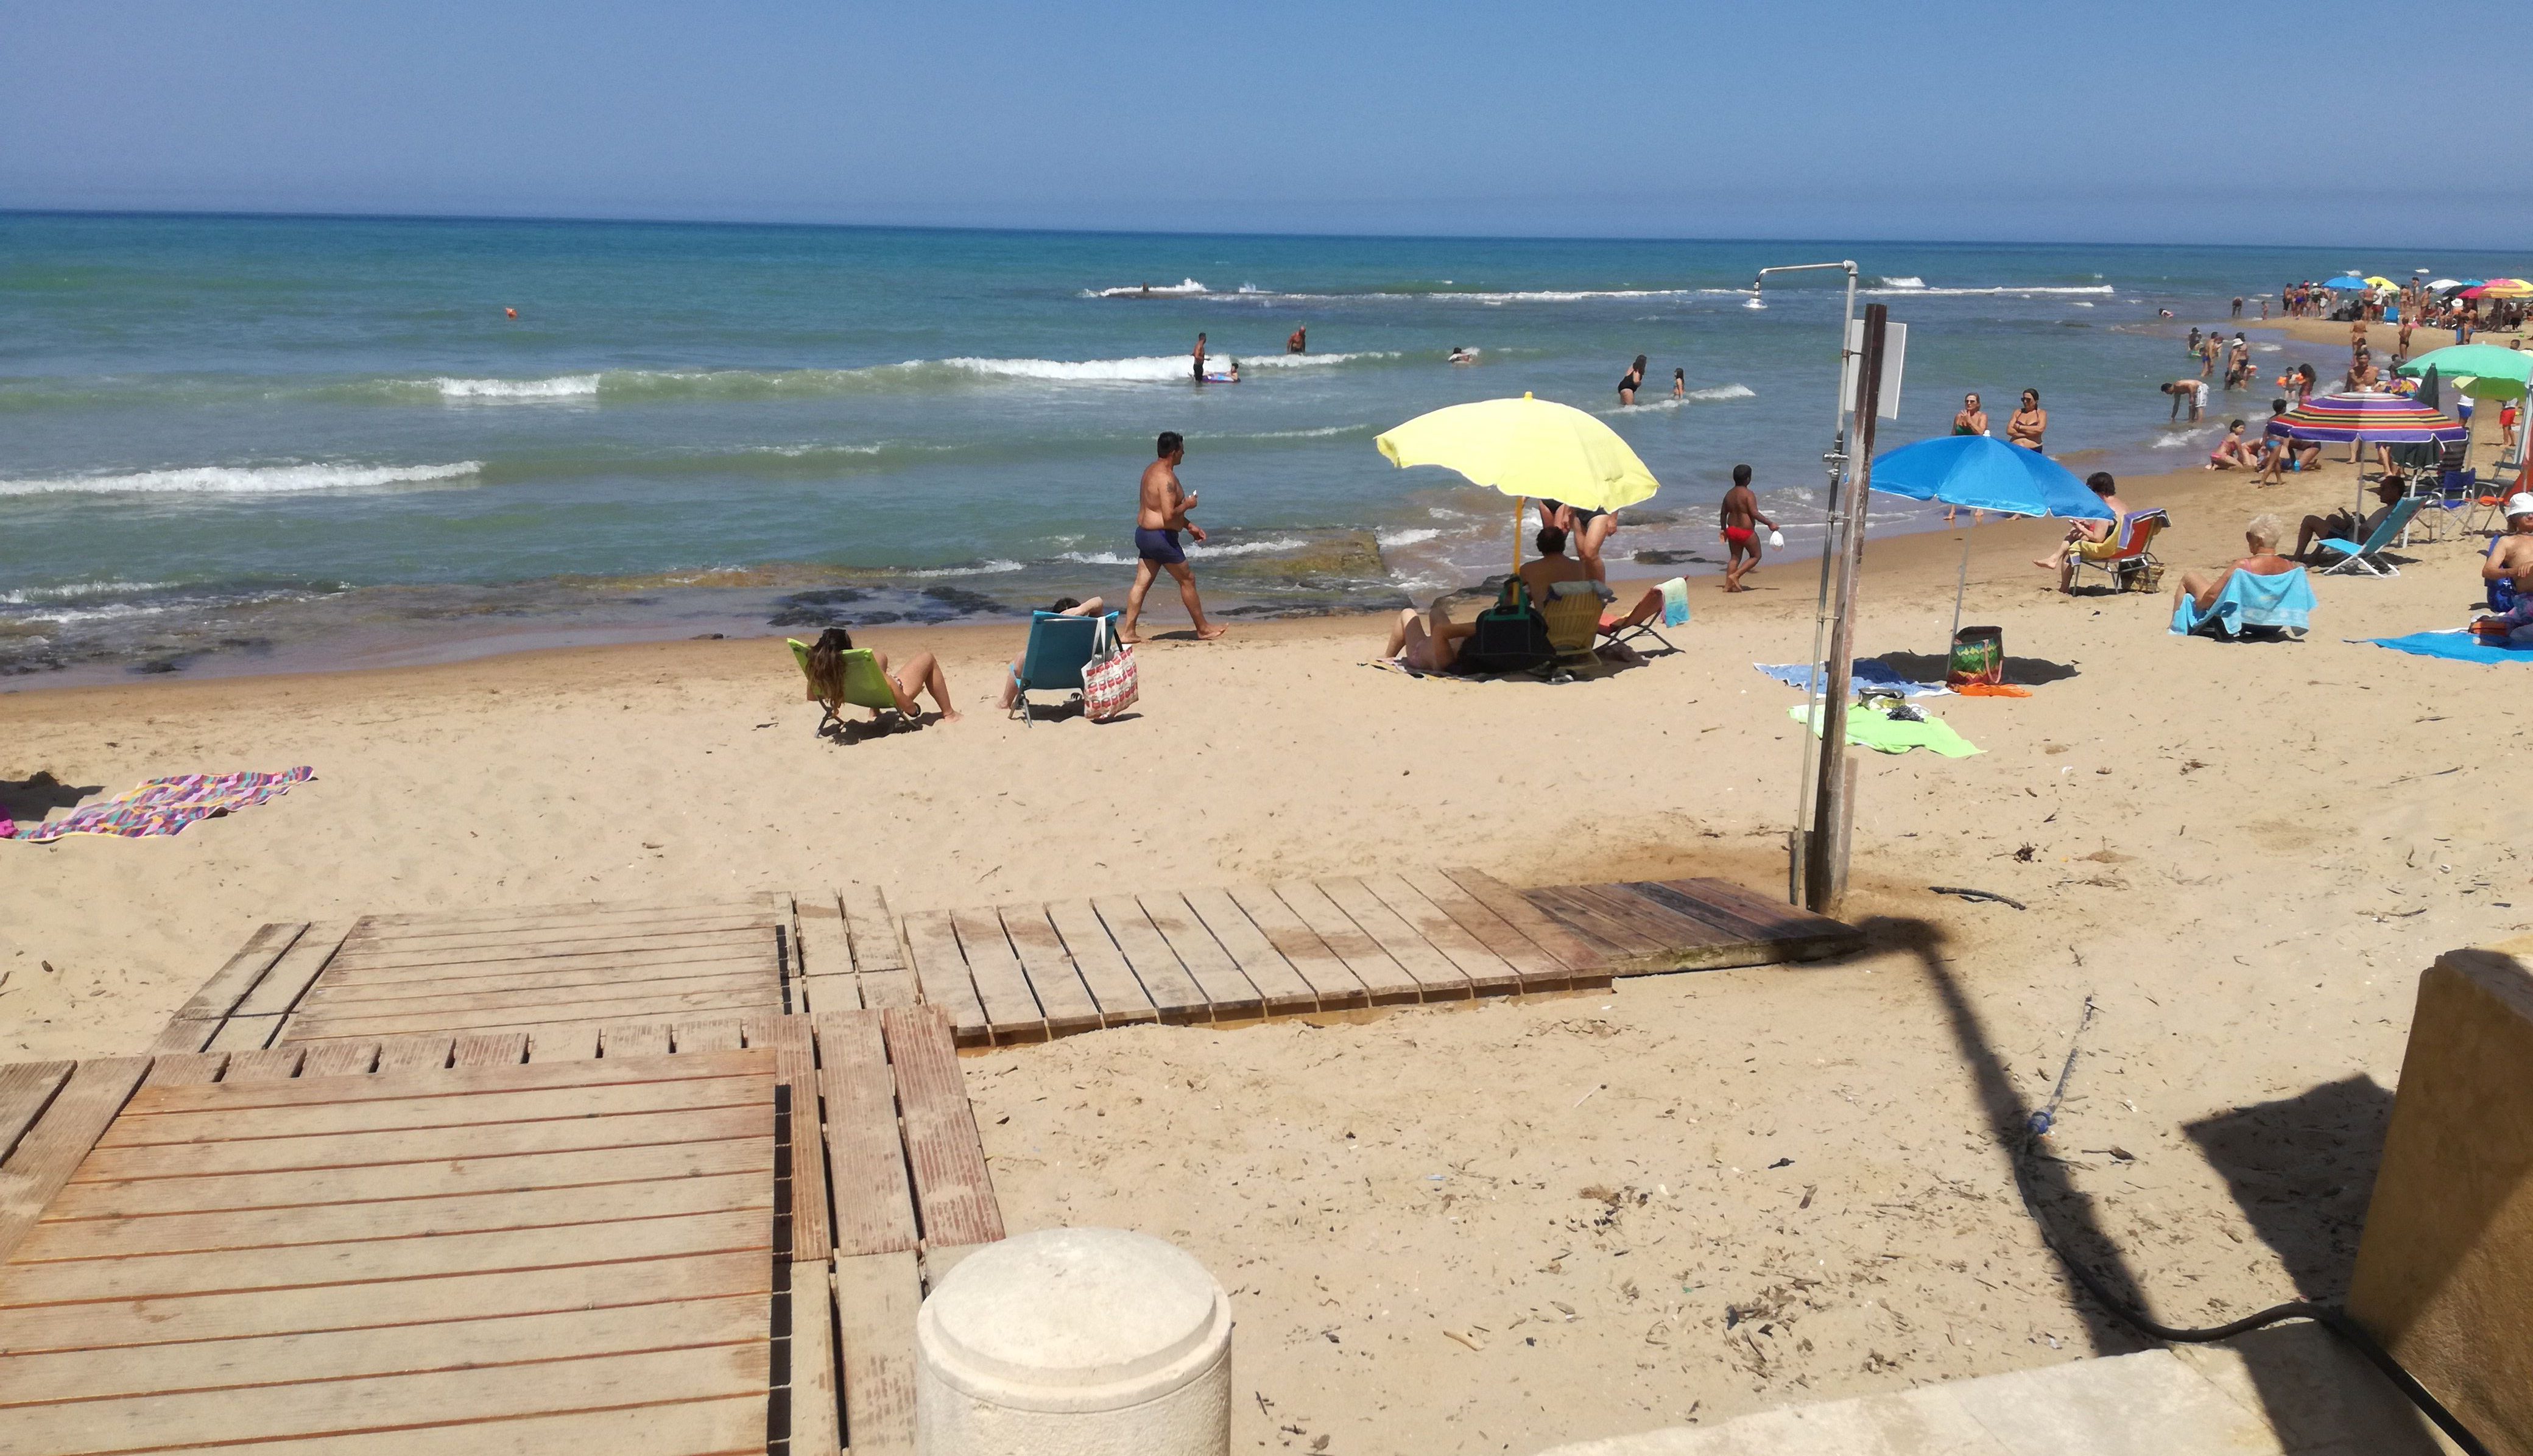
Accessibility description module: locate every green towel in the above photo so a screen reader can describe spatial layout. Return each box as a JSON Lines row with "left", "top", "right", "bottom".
{"left": 1787, "top": 702, "right": 1981, "bottom": 757}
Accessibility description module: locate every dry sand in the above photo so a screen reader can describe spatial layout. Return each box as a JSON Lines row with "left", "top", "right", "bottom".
{"left": 3, "top": 451, "right": 2524, "bottom": 1453}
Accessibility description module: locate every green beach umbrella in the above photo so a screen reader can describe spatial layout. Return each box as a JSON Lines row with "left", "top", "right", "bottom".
{"left": 2397, "top": 344, "right": 2532, "bottom": 400}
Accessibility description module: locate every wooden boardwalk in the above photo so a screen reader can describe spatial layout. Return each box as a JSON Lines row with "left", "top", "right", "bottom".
{"left": 0, "top": 1007, "right": 999, "bottom": 1455}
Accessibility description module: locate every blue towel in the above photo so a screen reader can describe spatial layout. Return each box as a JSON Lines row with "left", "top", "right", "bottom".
{"left": 2367, "top": 630, "right": 2533, "bottom": 664}
{"left": 1753, "top": 659, "right": 1948, "bottom": 697}
{"left": 2169, "top": 568, "right": 2315, "bottom": 637}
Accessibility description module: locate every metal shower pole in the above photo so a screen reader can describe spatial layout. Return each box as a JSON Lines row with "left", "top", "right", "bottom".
{"left": 1750, "top": 260, "right": 1858, "bottom": 905}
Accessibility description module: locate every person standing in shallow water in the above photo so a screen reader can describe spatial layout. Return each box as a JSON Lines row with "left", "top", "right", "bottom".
{"left": 1191, "top": 332, "right": 1207, "bottom": 383}
{"left": 1617, "top": 354, "right": 1646, "bottom": 406}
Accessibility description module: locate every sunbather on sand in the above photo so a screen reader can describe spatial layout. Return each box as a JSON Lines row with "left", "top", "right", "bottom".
{"left": 808, "top": 627, "right": 959, "bottom": 723}
{"left": 2171, "top": 515, "right": 2297, "bottom": 617}
{"left": 2034, "top": 472, "right": 2129, "bottom": 593}
{"left": 2481, "top": 496, "right": 2533, "bottom": 611}
{"left": 1517, "top": 524, "right": 1590, "bottom": 598}
{"left": 995, "top": 596, "right": 1103, "bottom": 711}
{"left": 2292, "top": 477, "right": 2404, "bottom": 561}
{"left": 1380, "top": 600, "right": 1475, "bottom": 672}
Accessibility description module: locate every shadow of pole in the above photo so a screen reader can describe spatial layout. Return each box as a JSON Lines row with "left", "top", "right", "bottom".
{"left": 1860, "top": 914, "right": 2151, "bottom": 1356}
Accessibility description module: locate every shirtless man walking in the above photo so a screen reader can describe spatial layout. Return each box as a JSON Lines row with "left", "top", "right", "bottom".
{"left": 1122, "top": 431, "right": 1226, "bottom": 642}
{"left": 1719, "top": 463, "right": 1778, "bottom": 592}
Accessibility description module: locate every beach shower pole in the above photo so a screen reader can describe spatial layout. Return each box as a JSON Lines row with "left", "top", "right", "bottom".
{"left": 1805, "top": 304, "right": 1889, "bottom": 913}
{"left": 1751, "top": 259, "right": 1858, "bottom": 905}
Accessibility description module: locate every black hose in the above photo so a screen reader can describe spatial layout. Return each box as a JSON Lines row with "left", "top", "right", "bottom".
{"left": 2006, "top": 1007, "right": 2491, "bottom": 1456}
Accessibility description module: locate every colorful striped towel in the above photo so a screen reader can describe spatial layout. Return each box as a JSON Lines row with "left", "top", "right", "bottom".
{"left": 2, "top": 767, "right": 314, "bottom": 843}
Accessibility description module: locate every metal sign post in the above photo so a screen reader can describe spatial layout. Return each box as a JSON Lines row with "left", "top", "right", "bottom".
{"left": 1803, "top": 303, "right": 1890, "bottom": 914}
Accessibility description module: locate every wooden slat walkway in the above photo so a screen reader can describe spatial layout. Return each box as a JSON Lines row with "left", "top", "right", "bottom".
{"left": 5, "top": 1002, "right": 1003, "bottom": 1456}
{"left": 798, "top": 866, "right": 1859, "bottom": 1047}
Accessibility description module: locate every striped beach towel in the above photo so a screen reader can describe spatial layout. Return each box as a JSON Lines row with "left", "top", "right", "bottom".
{"left": 2, "top": 767, "right": 314, "bottom": 843}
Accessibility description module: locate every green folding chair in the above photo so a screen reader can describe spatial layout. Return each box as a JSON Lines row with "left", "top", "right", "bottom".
{"left": 787, "top": 638, "right": 904, "bottom": 733}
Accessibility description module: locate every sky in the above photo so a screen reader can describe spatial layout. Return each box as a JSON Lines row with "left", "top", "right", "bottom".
{"left": 5, "top": 1, "right": 2524, "bottom": 247}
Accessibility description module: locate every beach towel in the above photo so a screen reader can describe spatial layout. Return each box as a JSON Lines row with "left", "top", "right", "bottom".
{"left": 1657, "top": 577, "right": 1690, "bottom": 628}
{"left": 3, "top": 767, "right": 314, "bottom": 843}
{"left": 2362, "top": 630, "right": 2533, "bottom": 665}
{"left": 1786, "top": 704, "right": 1981, "bottom": 757}
{"left": 1754, "top": 660, "right": 1948, "bottom": 698}
{"left": 2169, "top": 568, "right": 2315, "bottom": 638}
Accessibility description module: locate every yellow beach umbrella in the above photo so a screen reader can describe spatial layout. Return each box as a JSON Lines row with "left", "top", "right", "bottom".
{"left": 1375, "top": 393, "right": 1660, "bottom": 575}
{"left": 2364, "top": 275, "right": 2397, "bottom": 290}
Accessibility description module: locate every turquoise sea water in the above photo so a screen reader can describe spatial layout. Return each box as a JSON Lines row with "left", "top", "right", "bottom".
{"left": 2, "top": 213, "right": 2522, "bottom": 681}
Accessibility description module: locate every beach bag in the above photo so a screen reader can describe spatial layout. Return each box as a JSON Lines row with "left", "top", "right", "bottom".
{"left": 1948, "top": 626, "right": 2004, "bottom": 688}
{"left": 1455, "top": 581, "right": 1554, "bottom": 674}
{"left": 1082, "top": 617, "right": 1139, "bottom": 721}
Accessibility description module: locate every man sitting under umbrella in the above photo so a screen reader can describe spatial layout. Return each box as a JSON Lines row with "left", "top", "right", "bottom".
{"left": 2293, "top": 476, "right": 2405, "bottom": 561}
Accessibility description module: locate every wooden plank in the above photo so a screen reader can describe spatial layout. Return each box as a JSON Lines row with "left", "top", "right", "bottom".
{"left": 794, "top": 887, "right": 850, "bottom": 977}
{"left": 351, "top": 892, "right": 776, "bottom": 932}
{"left": 816, "top": 1011, "right": 917, "bottom": 1258}
{"left": 1271, "top": 881, "right": 1422, "bottom": 1004}
{"left": 1139, "top": 892, "right": 1265, "bottom": 1019}
{"left": 921, "top": 1241, "right": 992, "bottom": 1293}
{"left": 102, "top": 1075, "right": 769, "bottom": 1148}
{"left": 1440, "top": 865, "right": 1609, "bottom": 972}
{"left": 46, "top": 1138, "right": 770, "bottom": 1222}
{"left": 1399, "top": 865, "right": 1574, "bottom": 991}
{"left": 1183, "top": 888, "right": 1320, "bottom": 1016}
{"left": 1090, "top": 896, "right": 1212, "bottom": 1023}
{"left": 797, "top": 975, "right": 861, "bottom": 1014}
{"left": 18, "top": 1170, "right": 770, "bottom": 1261}
{"left": 747, "top": 1016, "right": 831, "bottom": 1261}
{"left": 839, "top": 883, "right": 906, "bottom": 974}
{"left": 1042, "top": 900, "right": 1160, "bottom": 1027}
{"left": 164, "top": 921, "right": 306, "bottom": 1026}
{"left": 0, "top": 1341, "right": 766, "bottom": 1454}
{"left": 1565, "top": 881, "right": 1741, "bottom": 952}
{"left": 373, "top": 1035, "right": 454, "bottom": 1073}
{"left": 116, "top": 1049, "right": 767, "bottom": 1115}
{"left": 949, "top": 909, "right": 1048, "bottom": 1043}
{"left": 1317, "top": 876, "right": 1473, "bottom": 1001}
{"left": 676, "top": 1020, "right": 744, "bottom": 1053}
{"left": 1657, "top": 876, "right": 1864, "bottom": 946}
{"left": 997, "top": 906, "right": 1103, "bottom": 1038}
{"left": 204, "top": 1013, "right": 283, "bottom": 1052}
{"left": 880, "top": 1007, "right": 1002, "bottom": 1247}
{"left": 449, "top": 1031, "right": 529, "bottom": 1068}
{"left": 1523, "top": 884, "right": 1660, "bottom": 960}
{"left": 791, "top": 1259, "right": 844, "bottom": 1456}
{"left": 138, "top": 1053, "right": 226, "bottom": 1089}
{"left": 901, "top": 911, "right": 990, "bottom": 1047}
{"left": 0, "top": 1062, "right": 73, "bottom": 1161}
{"left": 290, "top": 986, "right": 780, "bottom": 1041}
{"left": 308, "top": 944, "right": 777, "bottom": 993}
{"left": 834, "top": 1250, "right": 920, "bottom": 1456}
{"left": 218, "top": 1045, "right": 307, "bottom": 1085}
{"left": 295, "top": 1040, "right": 379, "bottom": 1078}
{"left": 1362, "top": 873, "right": 1524, "bottom": 996}
{"left": 325, "top": 924, "right": 775, "bottom": 972}
{"left": 0, "top": 1249, "right": 770, "bottom": 1356}
{"left": 231, "top": 919, "right": 354, "bottom": 1018}
{"left": 72, "top": 1104, "right": 771, "bottom": 1183}
{"left": 342, "top": 909, "right": 776, "bottom": 951}
{"left": 527, "top": 1024, "right": 602, "bottom": 1061}
{"left": 0, "top": 1057, "right": 148, "bottom": 1262}
{"left": 41, "top": 1399, "right": 770, "bottom": 1456}
{"left": 1224, "top": 885, "right": 1369, "bottom": 1011}
{"left": 858, "top": 969, "right": 919, "bottom": 1009}
{"left": 300, "top": 966, "right": 776, "bottom": 1018}
{"left": 148, "top": 1018, "right": 221, "bottom": 1054}
{"left": 0, "top": 1293, "right": 769, "bottom": 1405}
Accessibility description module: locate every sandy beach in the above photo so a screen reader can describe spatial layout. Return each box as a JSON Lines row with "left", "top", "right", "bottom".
{"left": 4, "top": 447, "right": 2523, "bottom": 1451}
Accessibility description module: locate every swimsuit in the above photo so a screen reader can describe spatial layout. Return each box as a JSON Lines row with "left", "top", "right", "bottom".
{"left": 1134, "top": 527, "right": 1185, "bottom": 564}
{"left": 1721, "top": 526, "right": 1756, "bottom": 550}
{"left": 1541, "top": 499, "right": 1609, "bottom": 529}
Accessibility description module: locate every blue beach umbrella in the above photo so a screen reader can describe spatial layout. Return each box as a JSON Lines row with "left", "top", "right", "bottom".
{"left": 1868, "top": 435, "right": 2114, "bottom": 658}
{"left": 1869, "top": 435, "right": 2113, "bottom": 519}
{"left": 2323, "top": 274, "right": 2370, "bottom": 289}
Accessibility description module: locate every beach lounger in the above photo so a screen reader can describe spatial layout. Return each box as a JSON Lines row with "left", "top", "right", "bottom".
{"left": 1541, "top": 583, "right": 1607, "bottom": 669}
{"left": 1007, "top": 610, "right": 1121, "bottom": 725}
{"left": 2169, "top": 566, "right": 2314, "bottom": 641}
{"left": 2068, "top": 509, "right": 2169, "bottom": 593}
{"left": 2313, "top": 496, "right": 2424, "bottom": 577}
{"left": 787, "top": 637, "right": 904, "bottom": 733}
{"left": 1599, "top": 576, "right": 1689, "bottom": 655}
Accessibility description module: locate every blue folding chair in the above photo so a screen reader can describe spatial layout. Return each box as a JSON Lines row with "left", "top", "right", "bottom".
{"left": 1009, "top": 611, "right": 1120, "bottom": 723}
{"left": 2314, "top": 497, "right": 2425, "bottom": 577}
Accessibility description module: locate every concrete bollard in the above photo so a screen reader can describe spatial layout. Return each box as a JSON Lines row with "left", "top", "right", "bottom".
{"left": 915, "top": 1227, "right": 1231, "bottom": 1456}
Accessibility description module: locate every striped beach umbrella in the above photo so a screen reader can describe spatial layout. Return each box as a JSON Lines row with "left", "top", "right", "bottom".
{"left": 2265, "top": 392, "right": 2467, "bottom": 445}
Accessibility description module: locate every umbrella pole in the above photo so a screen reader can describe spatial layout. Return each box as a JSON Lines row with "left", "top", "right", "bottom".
{"left": 1512, "top": 497, "right": 1524, "bottom": 585}
{"left": 1946, "top": 524, "right": 1971, "bottom": 672}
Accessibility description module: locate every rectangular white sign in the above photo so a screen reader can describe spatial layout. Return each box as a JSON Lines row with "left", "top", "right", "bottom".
{"left": 1842, "top": 319, "right": 1906, "bottom": 420}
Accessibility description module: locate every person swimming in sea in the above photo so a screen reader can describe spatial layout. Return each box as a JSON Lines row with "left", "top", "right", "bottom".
{"left": 1448, "top": 346, "right": 1478, "bottom": 365}
{"left": 1286, "top": 326, "right": 1306, "bottom": 354}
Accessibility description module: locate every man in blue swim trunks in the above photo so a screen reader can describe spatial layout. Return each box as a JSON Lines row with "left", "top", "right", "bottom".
{"left": 1122, "top": 431, "right": 1226, "bottom": 643}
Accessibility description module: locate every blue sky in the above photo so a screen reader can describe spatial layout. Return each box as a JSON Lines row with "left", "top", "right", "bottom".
{"left": 5, "top": 1, "right": 2523, "bottom": 246}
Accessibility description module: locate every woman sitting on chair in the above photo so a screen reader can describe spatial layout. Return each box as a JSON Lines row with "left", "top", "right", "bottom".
{"left": 807, "top": 627, "right": 959, "bottom": 725}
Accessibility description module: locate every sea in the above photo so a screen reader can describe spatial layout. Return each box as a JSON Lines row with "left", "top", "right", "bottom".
{"left": 4, "top": 213, "right": 2521, "bottom": 683}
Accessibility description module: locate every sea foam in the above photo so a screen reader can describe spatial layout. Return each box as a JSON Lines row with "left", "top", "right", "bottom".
{"left": 0, "top": 461, "right": 485, "bottom": 498}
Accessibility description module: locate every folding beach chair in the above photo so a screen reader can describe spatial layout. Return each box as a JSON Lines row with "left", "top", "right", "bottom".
{"left": 2313, "top": 497, "right": 2425, "bottom": 577}
{"left": 2068, "top": 510, "right": 2170, "bottom": 593}
{"left": 787, "top": 638, "right": 904, "bottom": 733}
{"left": 1599, "top": 576, "right": 1689, "bottom": 655}
{"left": 1540, "top": 584, "right": 1607, "bottom": 670}
{"left": 1007, "top": 611, "right": 1121, "bottom": 724}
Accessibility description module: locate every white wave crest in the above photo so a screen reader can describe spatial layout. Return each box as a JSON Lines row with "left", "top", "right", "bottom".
{"left": 2153, "top": 426, "right": 2219, "bottom": 449}
{"left": 1185, "top": 536, "right": 1309, "bottom": 558}
{"left": 0, "top": 461, "right": 484, "bottom": 498}
{"left": 1059, "top": 551, "right": 1132, "bottom": 566}
{"left": 1232, "top": 423, "right": 1370, "bottom": 441}
{"left": 1607, "top": 382, "right": 1756, "bottom": 413}
{"left": 1378, "top": 527, "right": 1442, "bottom": 548}
{"left": 939, "top": 351, "right": 1392, "bottom": 383}
{"left": 1091, "top": 278, "right": 1210, "bottom": 297}
{"left": 1859, "top": 284, "right": 2118, "bottom": 297}
{"left": 434, "top": 375, "right": 601, "bottom": 399}
{"left": 0, "top": 579, "right": 175, "bottom": 603}
{"left": 1877, "top": 276, "right": 1928, "bottom": 289}
{"left": 900, "top": 560, "right": 1026, "bottom": 578}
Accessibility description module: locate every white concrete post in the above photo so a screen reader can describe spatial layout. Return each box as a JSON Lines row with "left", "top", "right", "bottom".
{"left": 915, "top": 1227, "right": 1231, "bottom": 1456}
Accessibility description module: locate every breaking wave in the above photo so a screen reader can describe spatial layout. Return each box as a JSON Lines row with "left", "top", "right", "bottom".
{"left": 1860, "top": 283, "right": 2118, "bottom": 297}
{"left": 0, "top": 461, "right": 484, "bottom": 498}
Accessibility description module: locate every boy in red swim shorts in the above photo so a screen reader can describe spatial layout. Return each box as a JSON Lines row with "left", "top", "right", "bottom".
{"left": 1719, "top": 463, "right": 1777, "bottom": 592}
